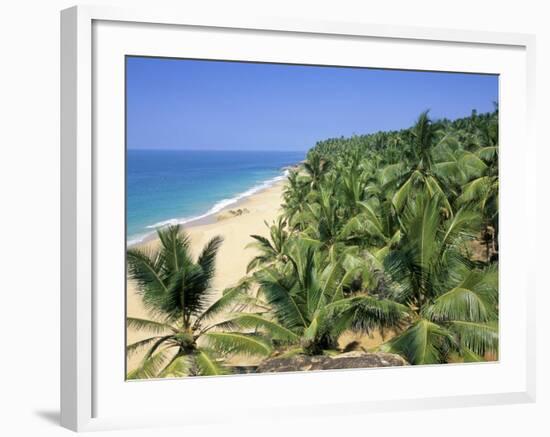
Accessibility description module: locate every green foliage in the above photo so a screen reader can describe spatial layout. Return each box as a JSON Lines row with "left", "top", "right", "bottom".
{"left": 250, "top": 238, "right": 409, "bottom": 355}
{"left": 269, "top": 109, "right": 499, "bottom": 363}
{"left": 126, "top": 226, "right": 272, "bottom": 378}
{"left": 381, "top": 319, "right": 455, "bottom": 365}
{"left": 128, "top": 109, "right": 499, "bottom": 378}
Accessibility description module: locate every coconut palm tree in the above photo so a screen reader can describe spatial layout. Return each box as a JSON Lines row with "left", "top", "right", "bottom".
{"left": 282, "top": 169, "right": 310, "bottom": 228}
{"left": 456, "top": 125, "right": 499, "bottom": 262}
{"left": 303, "top": 151, "right": 330, "bottom": 189}
{"left": 232, "top": 240, "right": 408, "bottom": 356}
{"left": 126, "top": 225, "right": 273, "bottom": 378}
{"left": 389, "top": 111, "right": 454, "bottom": 217}
{"left": 380, "top": 192, "right": 498, "bottom": 364}
{"left": 246, "top": 217, "right": 290, "bottom": 273}
{"left": 339, "top": 164, "right": 369, "bottom": 218}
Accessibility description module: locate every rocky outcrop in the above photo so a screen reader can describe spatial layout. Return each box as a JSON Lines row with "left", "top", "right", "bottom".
{"left": 256, "top": 351, "right": 408, "bottom": 373}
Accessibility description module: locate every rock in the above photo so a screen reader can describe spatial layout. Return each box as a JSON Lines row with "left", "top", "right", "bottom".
{"left": 256, "top": 352, "right": 408, "bottom": 373}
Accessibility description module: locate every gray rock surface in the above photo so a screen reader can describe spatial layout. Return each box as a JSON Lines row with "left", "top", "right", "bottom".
{"left": 256, "top": 351, "right": 408, "bottom": 373}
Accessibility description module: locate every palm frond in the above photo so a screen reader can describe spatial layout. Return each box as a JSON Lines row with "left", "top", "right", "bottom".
{"left": 157, "top": 225, "right": 192, "bottom": 273}
{"left": 157, "top": 354, "right": 193, "bottom": 378}
{"left": 328, "top": 296, "right": 408, "bottom": 335}
{"left": 195, "top": 349, "right": 230, "bottom": 376}
{"left": 197, "top": 279, "right": 251, "bottom": 323}
{"left": 164, "top": 263, "right": 212, "bottom": 319}
{"left": 476, "top": 146, "right": 498, "bottom": 162}
{"left": 460, "top": 347, "right": 484, "bottom": 363}
{"left": 142, "top": 335, "right": 175, "bottom": 362}
{"left": 424, "top": 287, "right": 496, "bottom": 322}
{"left": 126, "top": 336, "right": 162, "bottom": 357}
{"left": 441, "top": 207, "right": 481, "bottom": 245}
{"left": 392, "top": 170, "right": 418, "bottom": 211}
{"left": 450, "top": 320, "right": 498, "bottom": 357}
{"left": 224, "top": 313, "right": 300, "bottom": 342}
{"left": 382, "top": 319, "right": 454, "bottom": 365}
{"left": 197, "top": 235, "right": 224, "bottom": 281}
{"left": 456, "top": 176, "right": 495, "bottom": 206}
{"left": 127, "top": 350, "right": 170, "bottom": 380}
{"left": 457, "top": 150, "right": 488, "bottom": 179}
{"left": 127, "top": 248, "right": 168, "bottom": 298}
{"left": 126, "top": 317, "right": 176, "bottom": 334}
{"left": 246, "top": 234, "right": 275, "bottom": 252}
{"left": 203, "top": 332, "right": 273, "bottom": 357}
{"left": 255, "top": 268, "right": 307, "bottom": 330}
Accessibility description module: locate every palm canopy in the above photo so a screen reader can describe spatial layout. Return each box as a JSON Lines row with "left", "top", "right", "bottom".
{"left": 244, "top": 239, "right": 409, "bottom": 355}
{"left": 126, "top": 225, "right": 273, "bottom": 378}
{"left": 282, "top": 169, "right": 311, "bottom": 228}
{"left": 381, "top": 266, "right": 498, "bottom": 364}
{"left": 302, "top": 151, "right": 330, "bottom": 189}
{"left": 380, "top": 192, "right": 498, "bottom": 364}
{"left": 246, "top": 217, "right": 290, "bottom": 273}
{"left": 386, "top": 113, "right": 455, "bottom": 217}
{"left": 128, "top": 108, "right": 500, "bottom": 375}
{"left": 127, "top": 226, "right": 222, "bottom": 325}
{"left": 284, "top": 109, "right": 499, "bottom": 365}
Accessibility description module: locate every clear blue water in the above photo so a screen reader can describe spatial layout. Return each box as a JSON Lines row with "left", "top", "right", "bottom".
{"left": 127, "top": 150, "right": 305, "bottom": 244}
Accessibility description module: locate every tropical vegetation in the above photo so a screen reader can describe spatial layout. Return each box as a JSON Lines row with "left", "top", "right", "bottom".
{"left": 126, "top": 226, "right": 273, "bottom": 378}
{"left": 127, "top": 108, "right": 499, "bottom": 378}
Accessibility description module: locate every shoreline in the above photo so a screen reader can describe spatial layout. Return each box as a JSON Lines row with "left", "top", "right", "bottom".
{"left": 131, "top": 178, "right": 286, "bottom": 247}
{"left": 127, "top": 178, "right": 287, "bottom": 369}
{"left": 127, "top": 168, "right": 293, "bottom": 247}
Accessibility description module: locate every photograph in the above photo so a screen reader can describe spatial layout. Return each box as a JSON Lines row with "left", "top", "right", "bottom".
{"left": 1, "top": 0, "right": 543, "bottom": 434}
{"left": 125, "top": 57, "right": 499, "bottom": 379}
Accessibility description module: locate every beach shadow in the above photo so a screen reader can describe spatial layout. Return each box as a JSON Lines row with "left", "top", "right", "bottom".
{"left": 34, "top": 410, "right": 60, "bottom": 425}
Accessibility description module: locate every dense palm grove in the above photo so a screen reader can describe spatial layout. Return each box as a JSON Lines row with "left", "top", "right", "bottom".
{"left": 127, "top": 109, "right": 499, "bottom": 378}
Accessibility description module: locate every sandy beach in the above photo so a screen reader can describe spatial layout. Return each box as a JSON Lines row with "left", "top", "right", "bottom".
{"left": 127, "top": 181, "right": 286, "bottom": 370}
{"left": 126, "top": 178, "right": 393, "bottom": 371}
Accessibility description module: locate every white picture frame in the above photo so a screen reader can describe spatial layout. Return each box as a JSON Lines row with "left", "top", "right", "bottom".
{"left": 60, "top": 5, "right": 536, "bottom": 432}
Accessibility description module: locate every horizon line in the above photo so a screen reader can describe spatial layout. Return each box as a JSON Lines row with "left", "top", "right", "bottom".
{"left": 127, "top": 148, "right": 309, "bottom": 152}
{"left": 126, "top": 108, "right": 497, "bottom": 154}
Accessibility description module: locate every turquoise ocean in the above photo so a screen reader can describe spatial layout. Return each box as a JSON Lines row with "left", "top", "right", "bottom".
{"left": 127, "top": 150, "right": 305, "bottom": 245}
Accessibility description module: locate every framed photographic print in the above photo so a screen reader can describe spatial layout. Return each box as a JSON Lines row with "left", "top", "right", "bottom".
{"left": 60, "top": 5, "right": 536, "bottom": 432}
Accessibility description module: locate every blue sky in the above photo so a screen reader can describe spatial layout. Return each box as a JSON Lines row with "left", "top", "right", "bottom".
{"left": 126, "top": 57, "right": 498, "bottom": 151}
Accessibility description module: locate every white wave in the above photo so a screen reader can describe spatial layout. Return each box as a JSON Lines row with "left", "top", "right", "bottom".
{"left": 127, "top": 233, "right": 150, "bottom": 247}
{"left": 136, "top": 169, "right": 289, "bottom": 237}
